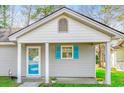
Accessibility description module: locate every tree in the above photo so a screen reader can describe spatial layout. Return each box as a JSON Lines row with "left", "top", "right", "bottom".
{"left": 78, "top": 5, "right": 124, "bottom": 30}
{"left": 98, "top": 6, "right": 124, "bottom": 67}
{"left": 21, "top": 5, "right": 33, "bottom": 26}
{"left": 0, "top": 5, "right": 9, "bottom": 28}
{"left": 8, "top": 5, "right": 16, "bottom": 33}
{"left": 31, "top": 5, "right": 64, "bottom": 20}
{"left": 78, "top": 5, "right": 124, "bottom": 67}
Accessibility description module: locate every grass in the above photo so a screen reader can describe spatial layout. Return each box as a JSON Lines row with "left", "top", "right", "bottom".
{"left": 0, "top": 77, "right": 18, "bottom": 87}
{"left": 40, "top": 68, "right": 124, "bottom": 87}
{"left": 0, "top": 68, "right": 124, "bottom": 87}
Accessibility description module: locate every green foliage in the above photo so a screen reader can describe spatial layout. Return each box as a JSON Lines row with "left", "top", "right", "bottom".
{"left": 40, "top": 68, "right": 124, "bottom": 87}
{"left": 101, "top": 5, "right": 112, "bottom": 13}
{"left": 99, "top": 5, "right": 124, "bottom": 26}
{"left": 101, "top": 5, "right": 121, "bottom": 14}
{"left": 0, "top": 77, "right": 18, "bottom": 87}
{"left": 118, "top": 14, "right": 124, "bottom": 20}
{"left": 31, "top": 5, "right": 64, "bottom": 20}
{"left": 111, "top": 68, "right": 117, "bottom": 72}
{"left": 0, "top": 5, "right": 9, "bottom": 28}
{"left": 96, "top": 78, "right": 104, "bottom": 81}
{"left": 100, "top": 5, "right": 124, "bottom": 26}
{"left": 50, "top": 77, "right": 57, "bottom": 81}
{"left": 96, "top": 54, "right": 99, "bottom": 64}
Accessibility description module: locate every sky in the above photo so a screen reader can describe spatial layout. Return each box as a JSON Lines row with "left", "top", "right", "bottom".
{"left": 10, "top": 5, "right": 124, "bottom": 32}
{"left": 12, "top": 5, "right": 101, "bottom": 27}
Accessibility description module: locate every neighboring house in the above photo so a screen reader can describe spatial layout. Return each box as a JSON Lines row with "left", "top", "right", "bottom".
{"left": 111, "top": 39, "right": 124, "bottom": 71}
{"left": 0, "top": 7, "right": 123, "bottom": 85}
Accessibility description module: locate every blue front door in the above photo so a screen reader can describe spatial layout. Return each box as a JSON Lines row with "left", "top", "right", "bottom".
{"left": 27, "top": 46, "right": 41, "bottom": 77}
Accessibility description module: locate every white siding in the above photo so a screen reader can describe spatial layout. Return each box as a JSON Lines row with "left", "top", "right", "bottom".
{"left": 49, "top": 43, "right": 96, "bottom": 77}
{"left": 21, "top": 43, "right": 95, "bottom": 77}
{"left": 0, "top": 45, "right": 17, "bottom": 76}
{"left": 18, "top": 15, "right": 110, "bottom": 43}
{"left": 0, "top": 43, "right": 95, "bottom": 77}
{"left": 113, "top": 49, "right": 124, "bottom": 71}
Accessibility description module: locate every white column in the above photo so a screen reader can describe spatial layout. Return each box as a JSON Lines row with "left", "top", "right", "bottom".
{"left": 105, "top": 42, "right": 111, "bottom": 85}
{"left": 17, "top": 43, "right": 22, "bottom": 83}
{"left": 45, "top": 43, "right": 49, "bottom": 83}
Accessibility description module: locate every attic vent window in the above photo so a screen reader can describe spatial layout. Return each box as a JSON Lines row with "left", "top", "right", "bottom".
{"left": 58, "top": 18, "right": 68, "bottom": 32}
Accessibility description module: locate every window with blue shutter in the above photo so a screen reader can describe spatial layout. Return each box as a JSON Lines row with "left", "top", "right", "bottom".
{"left": 73, "top": 45, "right": 79, "bottom": 59}
{"left": 55, "top": 44, "right": 61, "bottom": 59}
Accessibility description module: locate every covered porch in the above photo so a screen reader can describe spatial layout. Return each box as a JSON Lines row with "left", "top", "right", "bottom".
{"left": 8, "top": 7, "right": 124, "bottom": 85}
{"left": 16, "top": 42, "right": 111, "bottom": 85}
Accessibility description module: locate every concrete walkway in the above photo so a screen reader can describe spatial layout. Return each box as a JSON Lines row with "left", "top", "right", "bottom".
{"left": 19, "top": 82, "right": 41, "bottom": 87}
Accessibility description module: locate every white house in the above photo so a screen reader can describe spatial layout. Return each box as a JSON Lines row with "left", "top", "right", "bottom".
{"left": 111, "top": 39, "right": 124, "bottom": 71}
{"left": 0, "top": 7, "right": 123, "bottom": 85}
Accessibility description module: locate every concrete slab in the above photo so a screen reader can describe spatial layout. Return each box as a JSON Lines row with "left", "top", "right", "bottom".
{"left": 57, "top": 77, "right": 97, "bottom": 84}
{"left": 19, "top": 82, "right": 41, "bottom": 87}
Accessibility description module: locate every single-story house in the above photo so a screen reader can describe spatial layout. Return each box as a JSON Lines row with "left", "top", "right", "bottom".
{"left": 111, "top": 39, "right": 124, "bottom": 71}
{"left": 0, "top": 7, "right": 123, "bottom": 85}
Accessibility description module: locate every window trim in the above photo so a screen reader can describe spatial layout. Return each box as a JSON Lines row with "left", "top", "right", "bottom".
{"left": 58, "top": 18, "right": 68, "bottom": 32}
{"left": 26, "top": 46, "right": 41, "bottom": 77}
{"left": 61, "top": 45, "right": 73, "bottom": 59}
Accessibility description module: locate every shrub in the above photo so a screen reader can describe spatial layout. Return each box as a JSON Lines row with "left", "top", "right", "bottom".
{"left": 96, "top": 78, "right": 104, "bottom": 81}
{"left": 96, "top": 55, "right": 99, "bottom": 64}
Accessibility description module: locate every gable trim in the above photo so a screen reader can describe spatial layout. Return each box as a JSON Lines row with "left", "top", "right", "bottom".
{"left": 9, "top": 7, "right": 124, "bottom": 41}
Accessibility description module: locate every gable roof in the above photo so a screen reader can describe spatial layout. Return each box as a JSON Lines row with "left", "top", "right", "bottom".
{"left": 9, "top": 7, "right": 124, "bottom": 41}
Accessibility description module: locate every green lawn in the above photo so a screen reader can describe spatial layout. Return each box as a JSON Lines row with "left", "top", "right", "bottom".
{"left": 96, "top": 68, "right": 124, "bottom": 87}
{"left": 0, "top": 68, "right": 124, "bottom": 87}
{"left": 40, "top": 68, "right": 124, "bottom": 87}
{"left": 0, "top": 77, "right": 18, "bottom": 87}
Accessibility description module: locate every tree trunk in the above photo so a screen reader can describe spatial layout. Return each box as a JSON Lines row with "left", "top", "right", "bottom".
{"left": 9, "top": 6, "right": 15, "bottom": 34}
{"left": 99, "top": 44, "right": 105, "bottom": 68}
{"left": 26, "top": 5, "right": 32, "bottom": 26}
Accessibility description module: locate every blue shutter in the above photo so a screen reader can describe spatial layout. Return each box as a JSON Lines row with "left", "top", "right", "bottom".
{"left": 73, "top": 45, "right": 79, "bottom": 59}
{"left": 55, "top": 44, "right": 61, "bottom": 59}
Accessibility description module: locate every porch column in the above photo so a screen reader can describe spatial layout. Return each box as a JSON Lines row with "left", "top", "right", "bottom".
{"left": 17, "top": 43, "right": 22, "bottom": 83}
{"left": 105, "top": 42, "right": 111, "bottom": 85}
{"left": 45, "top": 42, "right": 49, "bottom": 83}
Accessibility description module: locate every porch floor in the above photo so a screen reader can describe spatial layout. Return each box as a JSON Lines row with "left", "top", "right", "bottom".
{"left": 56, "top": 77, "right": 97, "bottom": 84}
{"left": 22, "top": 77, "right": 44, "bottom": 82}
{"left": 21, "top": 77, "right": 97, "bottom": 84}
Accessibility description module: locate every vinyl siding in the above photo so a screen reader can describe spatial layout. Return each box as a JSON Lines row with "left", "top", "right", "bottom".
{"left": 116, "top": 49, "right": 124, "bottom": 61}
{"left": 114, "top": 49, "right": 124, "bottom": 71}
{"left": 49, "top": 43, "right": 96, "bottom": 77}
{"left": 18, "top": 15, "right": 110, "bottom": 43}
{"left": 21, "top": 43, "right": 95, "bottom": 77}
{"left": 0, "top": 45, "right": 17, "bottom": 76}
{"left": 0, "top": 43, "right": 95, "bottom": 77}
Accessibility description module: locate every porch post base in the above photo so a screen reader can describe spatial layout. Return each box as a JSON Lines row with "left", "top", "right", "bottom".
{"left": 105, "top": 80, "right": 111, "bottom": 85}
{"left": 17, "top": 78, "right": 22, "bottom": 83}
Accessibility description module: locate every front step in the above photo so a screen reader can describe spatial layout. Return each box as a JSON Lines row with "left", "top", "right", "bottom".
{"left": 22, "top": 77, "right": 44, "bottom": 82}
{"left": 19, "top": 82, "right": 41, "bottom": 87}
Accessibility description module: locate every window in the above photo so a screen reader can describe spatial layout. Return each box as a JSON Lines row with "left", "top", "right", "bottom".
{"left": 58, "top": 18, "right": 68, "bottom": 32}
{"left": 61, "top": 45, "right": 73, "bottom": 59}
